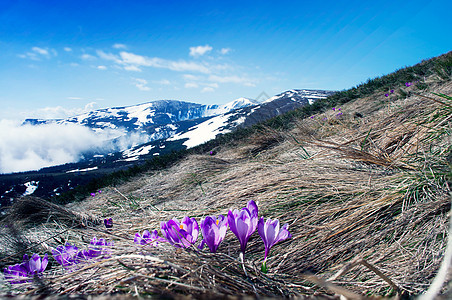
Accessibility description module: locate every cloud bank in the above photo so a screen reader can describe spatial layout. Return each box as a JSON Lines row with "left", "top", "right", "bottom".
{"left": 189, "top": 45, "right": 212, "bottom": 57}
{"left": 0, "top": 120, "right": 150, "bottom": 174}
{"left": 23, "top": 102, "right": 99, "bottom": 120}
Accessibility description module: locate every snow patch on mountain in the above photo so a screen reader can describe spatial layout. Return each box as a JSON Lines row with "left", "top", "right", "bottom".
{"left": 168, "top": 113, "right": 246, "bottom": 148}
{"left": 23, "top": 181, "right": 39, "bottom": 196}
{"left": 203, "top": 98, "right": 258, "bottom": 117}
{"left": 123, "top": 144, "right": 155, "bottom": 158}
{"left": 66, "top": 167, "right": 99, "bottom": 173}
{"left": 264, "top": 89, "right": 331, "bottom": 104}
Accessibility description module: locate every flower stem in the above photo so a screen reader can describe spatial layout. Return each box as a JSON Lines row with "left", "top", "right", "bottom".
{"left": 261, "top": 258, "right": 268, "bottom": 273}
{"left": 239, "top": 252, "right": 248, "bottom": 277}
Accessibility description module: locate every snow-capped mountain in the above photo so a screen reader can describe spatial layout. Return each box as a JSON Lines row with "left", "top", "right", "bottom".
{"left": 132, "top": 89, "right": 336, "bottom": 156}
{"left": 2, "top": 89, "right": 334, "bottom": 204}
{"left": 264, "top": 89, "right": 331, "bottom": 105}
{"left": 25, "top": 98, "right": 258, "bottom": 132}
{"left": 23, "top": 98, "right": 259, "bottom": 146}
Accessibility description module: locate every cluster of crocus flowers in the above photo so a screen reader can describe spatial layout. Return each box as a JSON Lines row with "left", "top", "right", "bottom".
{"left": 79, "top": 237, "right": 113, "bottom": 259}
{"left": 160, "top": 217, "right": 199, "bottom": 248}
{"left": 3, "top": 253, "right": 48, "bottom": 284}
{"left": 90, "top": 190, "right": 102, "bottom": 197}
{"left": 228, "top": 200, "right": 291, "bottom": 273}
{"left": 384, "top": 89, "right": 395, "bottom": 97}
{"left": 52, "top": 243, "right": 80, "bottom": 268}
{"left": 134, "top": 229, "right": 166, "bottom": 247}
{"left": 52, "top": 237, "right": 113, "bottom": 269}
{"left": 134, "top": 200, "right": 290, "bottom": 274}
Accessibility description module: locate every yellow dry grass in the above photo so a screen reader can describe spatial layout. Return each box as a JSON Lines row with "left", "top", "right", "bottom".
{"left": 1, "top": 77, "right": 451, "bottom": 299}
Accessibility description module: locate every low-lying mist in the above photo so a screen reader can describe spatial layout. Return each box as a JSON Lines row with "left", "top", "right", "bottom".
{"left": 0, "top": 120, "right": 151, "bottom": 174}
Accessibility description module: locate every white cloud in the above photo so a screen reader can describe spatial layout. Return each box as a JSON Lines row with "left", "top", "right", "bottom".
{"left": 97, "top": 50, "right": 122, "bottom": 64}
{"left": 185, "top": 82, "right": 199, "bottom": 88}
{"left": 133, "top": 78, "right": 150, "bottom": 91}
{"left": 81, "top": 54, "right": 96, "bottom": 60}
{"left": 208, "top": 75, "right": 242, "bottom": 83}
{"left": 113, "top": 43, "right": 127, "bottom": 49}
{"left": 183, "top": 74, "right": 200, "bottom": 81}
{"left": 32, "top": 47, "right": 49, "bottom": 56}
{"left": 84, "top": 102, "right": 98, "bottom": 111}
{"left": 97, "top": 65, "right": 107, "bottom": 70}
{"left": 200, "top": 83, "right": 218, "bottom": 93}
{"left": 0, "top": 120, "right": 126, "bottom": 174}
{"left": 201, "top": 87, "right": 215, "bottom": 93}
{"left": 206, "top": 83, "right": 219, "bottom": 88}
{"left": 19, "top": 47, "right": 55, "bottom": 60}
{"left": 67, "top": 97, "right": 83, "bottom": 100}
{"left": 168, "top": 60, "right": 210, "bottom": 73}
{"left": 124, "top": 65, "right": 142, "bottom": 72}
{"left": 220, "top": 48, "right": 231, "bottom": 55}
{"left": 154, "top": 79, "right": 171, "bottom": 85}
{"left": 64, "top": 47, "right": 72, "bottom": 52}
{"left": 98, "top": 50, "right": 211, "bottom": 73}
{"left": 189, "top": 45, "right": 213, "bottom": 57}
{"left": 26, "top": 102, "right": 98, "bottom": 119}
{"left": 120, "top": 51, "right": 151, "bottom": 65}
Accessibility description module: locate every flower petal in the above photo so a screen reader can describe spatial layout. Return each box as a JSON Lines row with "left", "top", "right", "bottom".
{"left": 236, "top": 216, "right": 250, "bottom": 253}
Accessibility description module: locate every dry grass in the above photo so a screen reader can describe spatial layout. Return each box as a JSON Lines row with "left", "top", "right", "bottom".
{"left": 1, "top": 77, "right": 451, "bottom": 299}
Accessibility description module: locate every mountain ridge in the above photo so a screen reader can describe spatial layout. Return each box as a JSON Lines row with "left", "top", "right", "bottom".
{"left": 2, "top": 88, "right": 334, "bottom": 203}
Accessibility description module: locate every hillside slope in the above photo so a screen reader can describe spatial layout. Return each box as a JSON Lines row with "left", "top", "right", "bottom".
{"left": 1, "top": 53, "right": 451, "bottom": 299}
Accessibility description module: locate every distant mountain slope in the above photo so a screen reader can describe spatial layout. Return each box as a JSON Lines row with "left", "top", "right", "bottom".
{"left": 24, "top": 98, "right": 258, "bottom": 132}
{"left": 168, "top": 89, "right": 335, "bottom": 149}
{"left": 3, "top": 89, "right": 333, "bottom": 203}
{"left": 23, "top": 98, "right": 259, "bottom": 151}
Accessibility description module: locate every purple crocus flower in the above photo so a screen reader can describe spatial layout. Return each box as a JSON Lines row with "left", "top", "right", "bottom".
{"left": 310, "top": 116, "right": 315, "bottom": 119}
{"left": 82, "top": 236, "right": 113, "bottom": 259}
{"left": 160, "top": 217, "right": 199, "bottom": 248}
{"left": 332, "top": 107, "right": 336, "bottom": 111}
{"left": 3, "top": 264, "right": 28, "bottom": 284}
{"left": 227, "top": 200, "right": 259, "bottom": 255}
{"left": 199, "top": 215, "right": 228, "bottom": 253}
{"left": 390, "top": 89, "right": 394, "bottom": 93}
{"left": 52, "top": 243, "right": 80, "bottom": 267}
{"left": 90, "top": 192, "right": 96, "bottom": 197}
{"left": 24, "top": 253, "right": 48, "bottom": 275}
{"left": 257, "top": 217, "right": 291, "bottom": 272}
{"left": 104, "top": 217, "right": 113, "bottom": 228}
{"left": 384, "top": 93, "right": 389, "bottom": 97}
{"left": 3, "top": 253, "right": 48, "bottom": 284}
{"left": 134, "top": 229, "right": 166, "bottom": 247}
{"left": 405, "top": 82, "right": 412, "bottom": 87}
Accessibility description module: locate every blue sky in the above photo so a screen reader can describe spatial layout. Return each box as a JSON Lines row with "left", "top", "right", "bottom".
{"left": 1, "top": 0, "right": 451, "bottom": 120}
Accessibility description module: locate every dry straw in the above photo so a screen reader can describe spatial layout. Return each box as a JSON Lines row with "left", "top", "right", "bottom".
{"left": 1, "top": 78, "right": 451, "bottom": 299}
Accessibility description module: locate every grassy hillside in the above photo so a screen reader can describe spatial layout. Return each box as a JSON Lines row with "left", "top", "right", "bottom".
{"left": 0, "top": 51, "right": 451, "bottom": 299}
